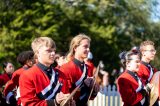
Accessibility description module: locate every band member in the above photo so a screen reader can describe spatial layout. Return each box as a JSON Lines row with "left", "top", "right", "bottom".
{"left": 54, "top": 52, "right": 67, "bottom": 69}
{"left": 0, "top": 62, "right": 14, "bottom": 106}
{"left": 3, "top": 50, "right": 34, "bottom": 106}
{"left": 134, "top": 41, "right": 159, "bottom": 105}
{"left": 60, "top": 34, "right": 99, "bottom": 106}
{"left": 138, "top": 40, "right": 157, "bottom": 85}
{"left": 117, "top": 50, "right": 152, "bottom": 106}
{"left": 19, "top": 37, "right": 74, "bottom": 106}
{"left": 0, "top": 62, "right": 15, "bottom": 88}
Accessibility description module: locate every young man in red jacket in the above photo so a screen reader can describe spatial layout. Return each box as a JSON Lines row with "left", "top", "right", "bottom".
{"left": 138, "top": 40, "right": 157, "bottom": 85}
{"left": 19, "top": 37, "right": 74, "bottom": 106}
{"left": 137, "top": 40, "right": 159, "bottom": 105}
{"left": 60, "top": 34, "right": 99, "bottom": 106}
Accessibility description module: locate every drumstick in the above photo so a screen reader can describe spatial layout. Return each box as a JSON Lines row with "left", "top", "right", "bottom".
{"left": 61, "top": 84, "right": 81, "bottom": 106}
{"left": 87, "top": 61, "right": 101, "bottom": 103}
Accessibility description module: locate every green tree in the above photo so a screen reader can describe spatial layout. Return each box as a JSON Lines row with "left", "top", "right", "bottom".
{"left": 0, "top": 0, "right": 160, "bottom": 72}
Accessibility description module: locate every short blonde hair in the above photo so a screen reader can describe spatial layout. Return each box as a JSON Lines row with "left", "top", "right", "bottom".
{"left": 67, "top": 34, "right": 91, "bottom": 61}
{"left": 140, "top": 40, "right": 154, "bottom": 52}
{"left": 31, "top": 37, "right": 56, "bottom": 53}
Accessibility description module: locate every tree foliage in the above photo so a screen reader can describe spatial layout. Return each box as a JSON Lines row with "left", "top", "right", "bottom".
{"left": 0, "top": 0, "right": 160, "bottom": 72}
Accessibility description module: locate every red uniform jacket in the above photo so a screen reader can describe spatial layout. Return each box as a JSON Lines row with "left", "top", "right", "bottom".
{"left": 4, "top": 67, "right": 27, "bottom": 97}
{"left": 19, "top": 64, "right": 68, "bottom": 106}
{"left": 60, "top": 59, "right": 95, "bottom": 105}
{"left": 138, "top": 62, "right": 157, "bottom": 85}
{"left": 117, "top": 70, "right": 146, "bottom": 106}
{"left": 85, "top": 60, "right": 95, "bottom": 77}
{"left": 0, "top": 73, "right": 11, "bottom": 87}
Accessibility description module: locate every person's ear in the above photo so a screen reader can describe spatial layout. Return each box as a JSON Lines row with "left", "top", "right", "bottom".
{"left": 141, "top": 51, "right": 145, "bottom": 56}
{"left": 126, "top": 61, "right": 130, "bottom": 67}
{"left": 74, "top": 46, "right": 78, "bottom": 52}
{"left": 4, "top": 67, "right": 7, "bottom": 71}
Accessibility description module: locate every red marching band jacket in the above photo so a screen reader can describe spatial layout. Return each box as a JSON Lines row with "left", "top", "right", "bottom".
{"left": 19, "top": 64, "right": 68, "bottom": 106}
{"left": 138, "top": 62, "right": 158, "bottom": 85}
{"left": 3, "top": 67, "right": 28, "bottom": 104}
{"left": 117, "top": 70, "right": 147, "bottom": 106}
{"left": 0, "top": 73, "right": 11, "bottom": 87}
{"left": 59, "top": 59, "right": 96, "bottom": 105}
{"left": 85, "top": 61, "right": 95, "bottom": 77}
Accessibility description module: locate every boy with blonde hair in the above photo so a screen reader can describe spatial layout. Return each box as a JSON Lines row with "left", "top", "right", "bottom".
{"left": 138, "top": 40, "right": 159, "bottom": 105}
{"left": 138, "top": 40, "right": 157, "bottom": 85}
{"left": 19, "top": 37, "right": 74, "bottom": 106}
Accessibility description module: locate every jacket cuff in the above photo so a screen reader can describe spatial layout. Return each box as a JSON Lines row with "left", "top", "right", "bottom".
{"left": 6, "top": 92, "right": 14, "bottom": 104}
